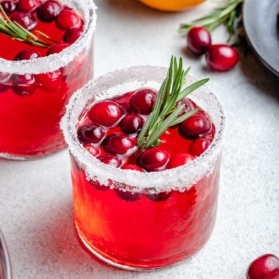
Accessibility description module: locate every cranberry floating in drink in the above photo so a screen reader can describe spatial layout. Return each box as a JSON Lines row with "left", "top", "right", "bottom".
{"left": 0, "top": 0, "right": 96, "bottom": 159}
{"left": 61, "top": 57, "right": 225, "bottom": 270}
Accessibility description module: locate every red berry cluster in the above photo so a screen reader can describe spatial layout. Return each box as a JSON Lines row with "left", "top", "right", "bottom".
{"left": 247, "top": 254, "right": 279, "bottom": 279}
{"left": 0, "top": 0, "right": 84, "bottom": 96}
{"left": 77, "top": 88, "right": 215, "bottom": 173}
{"left": 186, "top": 26, "right": 239, "bottom": 71}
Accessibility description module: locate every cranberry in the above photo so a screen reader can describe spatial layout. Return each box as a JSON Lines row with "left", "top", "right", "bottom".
{"left": 103, "top": 134, "right": 137, "bottom": 156}
{"left": 14, "top": 49, "right": 41, "bottom": 61}
{"left": 37, "top": 0, "right": 62, "bottom": 22}
{"left": 56, "top": 8, "right": 82, "bottom": 30}
{"left": 206, "top": 44, "right": 239, "bottom": 71}
{"left": 1, "top": 1, "right": 17, "bottom": 13}
{"left": 179, "top": 114, "right": 212, "bottom": 139}
{"left": 137, "top": 148, "right": 170, "bottom": 172}
{"left": 168, "top": 153, "right": 194, "bottom": 169}
{"left": 247, "top": 254, "right": 279, "bottom": 279}
{"left": 90, "top": 179, "right": 108, "bottom": 191}
{"left": 18, "top": 0, "right": 40, "bottom": 12}
{"left": 189, "top": 137, "right": 212, "bottom": 156}
{"left": 121, "top": 164, "right": 143, "bottom": 171}
{"left": 88, "top": 100, "right": 125, "bottom": 127}
{"left": 11, "top": 73, "right": 36, "bottom": 96}
{"left": 114, "top": 189, "right": 142, "bottom": 202}
{"left": 120, "top": 114, "right": 144, "bottom": 134}
{"left": 11, "top": 11, "right": 37, "bottom": 31}
{"left": 129, "top": 88, "right": 157, "bottom": 115}
{"left": 177, "top": 98, "right": 197, "bottom": 115}
{"left": 83, "top": 143, "right": 99, "bottom": 157}
{"left": 187, "top": 26, "right": 211, "bottom": 55}
{"left": 63, "top": 27, "right": 83, "bottom": 44}
{"left": 0, "top": 72, "right": 10, "bottom": 92}
{"left": 47, "top": 43, "right": 70, "bottom": 55}
{"left": 97, "top": 154, "right": 122, "bottom": 168}
{"left": 77, "top": 124, "right": 106, "bottom": 144}
{"left": 111, "top": 91, "right": 132, "bottom": 111}
{"left": 35, "top": 69, "right": 63, "bottom": 92}
{"left": 146, "top": 191, "right": 172, "bottom": 202}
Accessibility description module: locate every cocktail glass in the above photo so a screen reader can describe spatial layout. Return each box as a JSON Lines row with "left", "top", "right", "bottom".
{"left": 61, "top": 66, "right": 225, "bottom": 270}
{"left": 0, "top": 0, "right": 96, "bottom": 159}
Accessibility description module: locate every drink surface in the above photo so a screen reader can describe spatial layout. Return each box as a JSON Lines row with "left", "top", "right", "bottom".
{"left": 71, "top": 87, "right": 221, "bottom": 269}
{"left": 0, "top": 0, "right": 94, "bottom": 158}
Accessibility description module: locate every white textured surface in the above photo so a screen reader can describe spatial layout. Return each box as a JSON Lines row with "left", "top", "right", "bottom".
{"left": 1, "top": 0, "right": 279, "bottom": 278}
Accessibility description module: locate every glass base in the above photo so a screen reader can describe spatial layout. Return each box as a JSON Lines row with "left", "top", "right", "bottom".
{"left": 0, "top": 142, "right": 67, "bottom": 160}
{"left": 75, "top": 223, "right": 196, "bottom": 271}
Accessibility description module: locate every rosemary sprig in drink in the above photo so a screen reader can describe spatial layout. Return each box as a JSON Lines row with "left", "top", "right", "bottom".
{"left": 137, "top": 56, "right": 209, "bottom": 149}
{"left": 179, "top": 0, "right": 244, "bottom": 44}
{"left": 0, "top": 6, "right": 51, "bottom": 47}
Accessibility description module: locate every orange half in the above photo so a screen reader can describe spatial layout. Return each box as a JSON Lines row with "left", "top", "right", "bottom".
{"left": 139, "top": 0, "right": 206, "bottom": 12}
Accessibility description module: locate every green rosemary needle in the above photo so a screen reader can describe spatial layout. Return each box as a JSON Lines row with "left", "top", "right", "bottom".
{"left": 0, "top": 6, "right": 51, "bottom": 47}
{"left": 179, "top": 0, "right": 244, "bottom": 44}
{"left": 137, "top": 56, "right": 209, "bottom": 149}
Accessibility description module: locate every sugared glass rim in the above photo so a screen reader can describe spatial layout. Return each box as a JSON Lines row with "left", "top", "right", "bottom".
{"left": 0, "top": 0, "right": 97, "bottom": 75}
{"left": 61, "top": 66, "right": 225, "bottom": 193}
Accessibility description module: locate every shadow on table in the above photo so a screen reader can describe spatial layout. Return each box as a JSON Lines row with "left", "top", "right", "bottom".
{"left": 238, "top": 50, "right": 279, "bottom": 103}
{"left": 24, "top": 199, "right": 124, "bottom": 278}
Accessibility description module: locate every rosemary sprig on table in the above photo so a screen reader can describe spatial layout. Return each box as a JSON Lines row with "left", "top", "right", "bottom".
{"left": 137, "top": 56, "right": 209, "bottom": 149}
{"left": 0, "top": 6, "right": 50, "bottom": 47}
{"left": 179, "top": 0, "right": 244, "bottom": 44}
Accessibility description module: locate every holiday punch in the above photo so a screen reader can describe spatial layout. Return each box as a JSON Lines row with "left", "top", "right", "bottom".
{"left": 0, "top": 0, "right": 96, "bottom": 159}
{"left": 61, "top": 57, "right": 225, "bottom": 270}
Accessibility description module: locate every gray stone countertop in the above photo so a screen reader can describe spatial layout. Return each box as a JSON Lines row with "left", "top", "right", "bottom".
{"left": 1, "top": 0, "right": 279, "bottom": 278}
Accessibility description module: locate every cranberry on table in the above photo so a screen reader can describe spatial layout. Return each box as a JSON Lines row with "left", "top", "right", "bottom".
{"left": 63, "top": 27, "right": 83, "bottom": 43}
{"left": 56, "top": 8, "right": 82, "bottom": 29}
{"left": 189, "top": 137, "right": 212, "bottom": 156}
{"left": 97, "top": 154, "right": 122, "bottom": 168}
{"left": 168, "top": 153, "right": 194, "bottom": 169}
{"left": 11, "top": 73, "right": 36, "bottom": 96}
{"left": 18, "top": 0, "right": 40, "bottom": 12}
{"left": 77, "top": 124, "right": 106, "bottom": 144}
{"left": 247, "top": 254, "right": 279, "bottom": 279}
{"left": 103, "top": 134, "right": 137, "bottom": 156}
{"left": 129, "top": 88, "right": 157, "bottom": 115}
{"left": 120, "top": 114, "right": 144, "bottom": 134}
{"left": 88, "top": 100, "right": 125, "bottom": 127}
{"left": 47, "top": 43, "right": 70, "bottom": 55}
{"left": 0, "top": 1, "right": 17, "bottom": 13}
{"left": 11, "top": 11, "right": 37, "bottom": 31}
{"left": 37, "top": 0, "right": 62, "bottom": 22}
{"left": 206, "top": 44, "right": 239, "bottom": 71}
{"left": 187, "top": 26, "right": 212, "bottom": 55}
{"left": 14, "top": 49, "right": 41, "bottom": 61}
{"left": 137, "top": 147, "right": 170, "bottom": 172}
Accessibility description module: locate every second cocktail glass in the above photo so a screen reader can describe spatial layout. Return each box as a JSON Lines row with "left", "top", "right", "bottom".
{"left": 0, "top": 0, "right": 96, "bottom": 159}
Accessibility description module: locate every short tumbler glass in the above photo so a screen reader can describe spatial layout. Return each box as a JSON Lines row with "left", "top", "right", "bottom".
{"left": 0, "top": 0, "right": 96, "bottom": 159}
{"left": 61, "top": 66, "right": 225, "bottom": 270}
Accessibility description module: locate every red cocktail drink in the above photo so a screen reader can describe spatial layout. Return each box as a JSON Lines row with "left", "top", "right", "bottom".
{"left": 62, "top": 64, "right": 225, "bottom": 270}
{"left": 0, "top": 0, "right": 96, "bottom": 159}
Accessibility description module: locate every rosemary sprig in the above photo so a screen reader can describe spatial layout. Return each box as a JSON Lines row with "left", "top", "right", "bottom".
{"left": 137, "top": 56, "right": 209, "bottom": 149}
{"left": 179, "top": 0, "right": 244, "bottom": 44}
{"left": 0, "top": 6, "right": 50, "bottom": 47}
